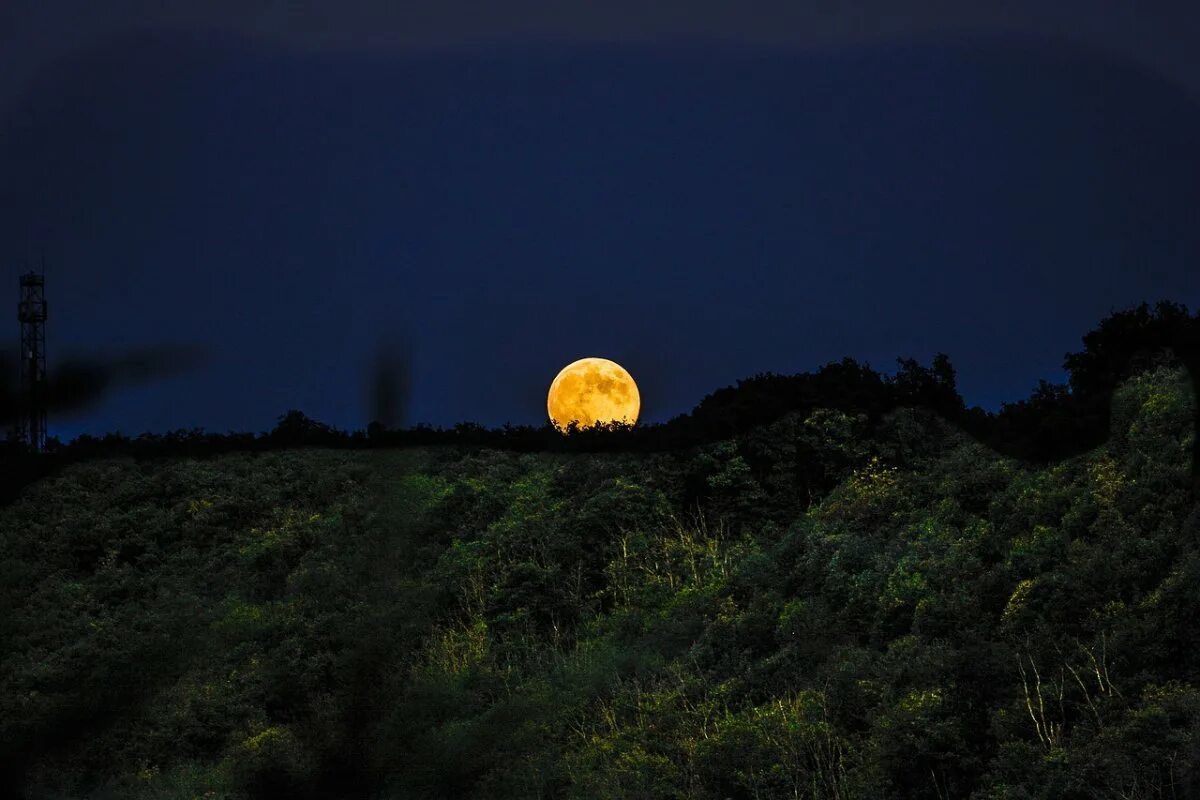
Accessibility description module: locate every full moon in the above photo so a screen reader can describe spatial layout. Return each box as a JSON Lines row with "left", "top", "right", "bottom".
{"left": 547, "top": 357, "right": 641, "bottom": 432}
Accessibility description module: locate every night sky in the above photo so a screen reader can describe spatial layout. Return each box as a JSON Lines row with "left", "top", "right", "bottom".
{"left": 2, "top": 4, "right": 1199, "bottom": 439}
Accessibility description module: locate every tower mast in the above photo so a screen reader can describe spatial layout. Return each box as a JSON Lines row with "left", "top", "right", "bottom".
{"left": 17, "top": 271, "right": 47, "bottom": 452}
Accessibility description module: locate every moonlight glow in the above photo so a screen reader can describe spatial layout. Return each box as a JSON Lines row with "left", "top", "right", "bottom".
{"left": 547, "top": 357, "right": 640, "bottom": 432}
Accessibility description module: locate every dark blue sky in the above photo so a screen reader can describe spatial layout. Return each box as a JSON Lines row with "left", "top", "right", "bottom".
{"left": 1, "top": 28, "right": 1198, "bottom": 437}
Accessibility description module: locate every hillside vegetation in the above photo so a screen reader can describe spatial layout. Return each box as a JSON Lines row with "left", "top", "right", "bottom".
{"left": 2, "top": 364, "right": 1198, "bottom": 799}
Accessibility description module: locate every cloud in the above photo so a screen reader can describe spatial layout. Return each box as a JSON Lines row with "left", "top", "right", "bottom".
{"left": 3, "top": 0, "right": 1199, "bottom": 120}
{"left": 0, "top": 345, "right": 207, "bottom": 424}
{"left": 367, "top": 337, "right": 411, "bottom": 430}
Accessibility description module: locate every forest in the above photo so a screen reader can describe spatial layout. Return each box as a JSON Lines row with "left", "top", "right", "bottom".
{"left": 1, "top": 303, "right": 1199, "bottom": 799}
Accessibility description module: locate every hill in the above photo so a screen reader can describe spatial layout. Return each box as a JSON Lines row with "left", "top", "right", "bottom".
{"left": 2, "top": 361, "right": 1198, "bottom": 799}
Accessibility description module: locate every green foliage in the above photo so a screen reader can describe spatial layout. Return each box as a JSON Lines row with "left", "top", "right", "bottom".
{"left": 2, "top": 368, "right": 1199, "bottom": 798}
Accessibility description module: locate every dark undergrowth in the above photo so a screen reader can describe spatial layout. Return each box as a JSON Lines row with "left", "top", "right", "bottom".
{"left": 2, "top": 358, "right": 1198, "bottom": 798}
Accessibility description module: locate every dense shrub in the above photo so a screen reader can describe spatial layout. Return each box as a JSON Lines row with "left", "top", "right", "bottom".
{"left": 2, "top": 364, "right": 1198, "bottom": 799}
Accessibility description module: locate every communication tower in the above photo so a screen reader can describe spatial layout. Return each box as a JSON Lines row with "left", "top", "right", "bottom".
{"left": 17, "top": 271, "right": 47, "bottom": 452}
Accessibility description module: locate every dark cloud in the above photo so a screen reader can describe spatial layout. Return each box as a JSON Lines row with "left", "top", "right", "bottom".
{"left": 3, "top": 0, "right": 1199, "bottom": 118}
{"left": 368, "top": 338, "right": 411, "bottom": 430}
{"left": 0, "top": 345, "right": 207, "bottom": 424}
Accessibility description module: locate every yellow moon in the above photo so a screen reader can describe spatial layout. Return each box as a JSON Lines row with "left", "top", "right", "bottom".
{"left": 547, "top": 357, "right": 640, "bottom": 432}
